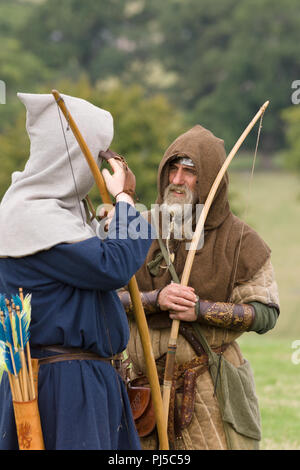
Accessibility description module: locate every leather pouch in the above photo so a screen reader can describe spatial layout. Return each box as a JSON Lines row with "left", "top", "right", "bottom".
{"left": 128, "top": 378, "right": 156, "bottom": 437}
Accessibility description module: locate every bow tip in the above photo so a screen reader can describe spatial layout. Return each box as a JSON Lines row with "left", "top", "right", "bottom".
{"left": 51, "top": 89, "right": 60, "bottom": 99}
{"left": 262, "top": 100, "right": 270, "bottom": 111}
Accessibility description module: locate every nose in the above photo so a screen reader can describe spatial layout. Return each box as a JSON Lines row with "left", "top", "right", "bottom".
{"left": 171, "top": 167, "right": 185, "bottom": 185}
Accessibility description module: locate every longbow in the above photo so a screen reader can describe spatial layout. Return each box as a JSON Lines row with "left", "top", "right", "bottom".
{"left": 162, "top": 101, "right": 270, "bottom": 426}
{"left": 52, "top": 90, "right": 169, "bottom": 450}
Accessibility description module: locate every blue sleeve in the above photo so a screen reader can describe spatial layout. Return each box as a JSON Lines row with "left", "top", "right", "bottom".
{"left": 31, "top": 202, "right": 155, "bottom": 291}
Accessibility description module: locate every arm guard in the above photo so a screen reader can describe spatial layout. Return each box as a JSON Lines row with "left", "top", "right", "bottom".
{"left": 196, "top": 300, "right": 255, "bottom": 332}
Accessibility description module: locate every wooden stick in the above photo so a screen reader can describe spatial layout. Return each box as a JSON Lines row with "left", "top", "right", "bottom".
{"left": 8, "top": 372, "right": 16, "bottom": 401}
{"left": 12, "top": 302, "right": 26, "bottom": 400}
{"left": 7, "top": 343, "right": 23, "bottom": 402}
{"left": 162, "top": 101, "right": 270, "bottom": 427}
{"left": 4, "top": 300, "right": 24, "bottom": 401}
{"left": 19, "top": 288, "right": 35, "bottom": 400}
{"left": 6, "top": 301, "right": 18, "bottom": 352}
{"left": 16, "top": 306, "right": 31, "bottom": 401}
{"left": 0, "top": 309, "right": 21, "bottom": 401}
{"left": 127, "top": 276, "right": 168, "bottom": 449}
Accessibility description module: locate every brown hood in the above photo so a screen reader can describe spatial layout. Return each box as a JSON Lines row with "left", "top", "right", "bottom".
{"left": 156, "top": 125, "right": 229, "bottom": 230}
{"left": 135, "top": 125, "right": 271, "bottom": 302}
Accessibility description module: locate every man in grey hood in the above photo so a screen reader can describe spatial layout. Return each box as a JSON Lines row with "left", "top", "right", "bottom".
{"left": 0, "top": 92, "right": 152, "bottom": 450}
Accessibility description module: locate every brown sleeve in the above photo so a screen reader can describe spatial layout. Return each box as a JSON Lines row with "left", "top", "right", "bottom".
{"left": 118, "top": 288, "right": 162, "bottom": 315}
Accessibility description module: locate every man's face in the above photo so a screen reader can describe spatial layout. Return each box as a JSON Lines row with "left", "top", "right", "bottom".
{"left": 164, "top": 162, "right": 198, "bottom": 205}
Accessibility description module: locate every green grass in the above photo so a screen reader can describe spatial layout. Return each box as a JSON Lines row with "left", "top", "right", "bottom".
{"left": 238, "top": 335, "right": 300, "bottom": 450}
{"left": 229, "top": 169, "right": 300, "bottom": 337}
{"left": 229, "top": 169, "right": 300, "bottom": 449}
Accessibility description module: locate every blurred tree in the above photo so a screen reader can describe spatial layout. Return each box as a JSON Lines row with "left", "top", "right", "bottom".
{"left": 94, "top": 80, "right": 185, "bottom": 207}
{"left": 147, "top": 0, "right": 300, "bottom": 153}
{"left": 1, "top": 0, "right": 299, "bottom": 180}
{"left": 19, "top": 0, "right": 133, "bottom": 82}
{"left": 0, "top": 112, "right": 29, "bottom": 198}
{"left": 281, "top": 106, "right": 300, "bottom": 172}
{"left": 0, "top": 0, "right": 52, "bottom": 131}
{"left": 0, "top": 77, "right": 185, "bottom": 207}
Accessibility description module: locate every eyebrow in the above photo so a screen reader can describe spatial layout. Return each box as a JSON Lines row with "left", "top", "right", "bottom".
{"left": 169, "top": 163, "right": 196, "bottom": 171}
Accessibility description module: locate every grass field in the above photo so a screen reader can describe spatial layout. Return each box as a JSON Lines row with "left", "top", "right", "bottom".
{"left": 229, "top": 168, "right": 300, "bottom": 450}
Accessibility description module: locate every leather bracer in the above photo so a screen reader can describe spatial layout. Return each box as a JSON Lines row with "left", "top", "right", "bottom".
{"left": 118, "top": 289, "right": 162, "bottom": 315}
{"left": 196, "top": 300, "right": 255, "bottom": 332}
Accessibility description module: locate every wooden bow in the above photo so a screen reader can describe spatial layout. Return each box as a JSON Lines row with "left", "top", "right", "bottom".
{"left": 51, "top": 90, "right": 169, "bottom": 450}
{"left": 162, "top": 101, "right": 270, "bottom": 426}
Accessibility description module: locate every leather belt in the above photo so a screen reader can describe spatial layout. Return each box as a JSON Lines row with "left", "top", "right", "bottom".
{"left": 34, "top": 346, "right": 119, "bottom": 366}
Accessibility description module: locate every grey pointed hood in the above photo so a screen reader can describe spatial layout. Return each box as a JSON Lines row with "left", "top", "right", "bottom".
{"left": 0, "top": 92, "right": 113, "bottom": 257}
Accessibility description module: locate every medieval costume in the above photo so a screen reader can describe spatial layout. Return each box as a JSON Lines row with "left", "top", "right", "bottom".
{"left": 0, "top": 93, "right": 152, "bottom": 450}
{"left": 119, "top": 125, "right": 280, "bottom": 450}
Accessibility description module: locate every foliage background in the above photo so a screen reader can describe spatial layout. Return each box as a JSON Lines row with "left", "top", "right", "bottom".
{"left": 0, "top": 0, "right": 300, "bottom": 450}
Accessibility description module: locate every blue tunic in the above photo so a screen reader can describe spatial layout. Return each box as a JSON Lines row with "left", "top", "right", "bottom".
{"left": 0, "top": 202, "right": 153, "bottom": 450}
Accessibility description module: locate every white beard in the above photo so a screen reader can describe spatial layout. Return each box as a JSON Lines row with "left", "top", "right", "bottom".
{"left": 161, "top": 184, "right": 196, "bottom": 241}
{"left": 163, "top": 183, "right": 195, "bottom": 207}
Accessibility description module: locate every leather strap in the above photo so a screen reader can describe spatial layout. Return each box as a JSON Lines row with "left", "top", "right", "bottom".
{"left": 35, "top": 346, "right": 118, "bottom": 366}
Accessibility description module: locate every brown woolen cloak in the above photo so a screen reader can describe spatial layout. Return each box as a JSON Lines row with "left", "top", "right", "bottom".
{"left": 135, "top": 125, "right": 271, "bottom": 301}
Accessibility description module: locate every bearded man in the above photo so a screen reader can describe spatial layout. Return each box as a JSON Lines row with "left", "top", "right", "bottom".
{"left": 118, "top": 125, "right": 280, "bottom": 450}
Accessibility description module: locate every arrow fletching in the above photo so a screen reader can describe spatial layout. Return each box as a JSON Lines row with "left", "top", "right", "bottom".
{"left": 11, "top": 295, "right": 23, "bottom": 312}
{"left": 4, "top": 314, "right": 16, "bottom": 349}
{"left": 0, "top": 294, "right": 6, "bottom": 313}
{"left": 0, "top": 320, "right": 5, "bottom": 343}
{"left": 0, "top": 291, "right": 35, "bottom": 401}
{"left": 0, "top": 341, "right": 8, "bottom": 385}
{"left": 15, "top": 312, "right": 30, "bottom": 349}
{"left": 4, "top": 344, "right": 21, "bottom": 376}
{"left": 22, "top": 294, "right": 32, "bottom": 325}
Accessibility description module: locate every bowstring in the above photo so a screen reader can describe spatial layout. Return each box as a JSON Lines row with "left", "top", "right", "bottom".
{"left": 230, "top": 112, "right": 265, "bottom": 295}
{"left": 55, "top": 101, "right": 86, "bottom": 227}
